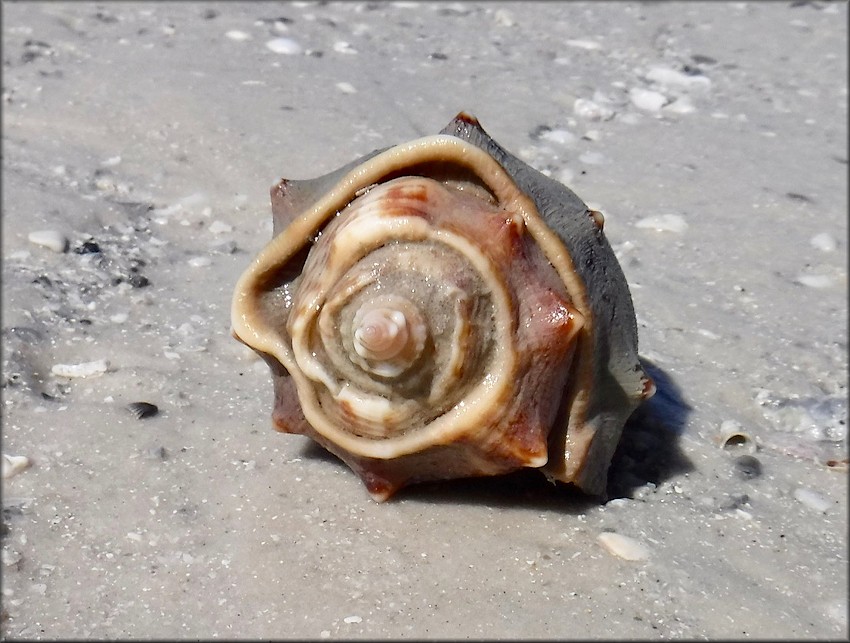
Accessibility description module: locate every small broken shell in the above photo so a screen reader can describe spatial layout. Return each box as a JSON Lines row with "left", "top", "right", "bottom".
{"left": 231, "top": 112, "right": 653, "bottom": 501}
{"left": 127, "top": 402, "right": 159, "bottom": 419}
{"left": 2, "top": 454, "right": 31, "bottom": 479}
{"left": 719, "top": 420, "right": 757, "bottom": 454}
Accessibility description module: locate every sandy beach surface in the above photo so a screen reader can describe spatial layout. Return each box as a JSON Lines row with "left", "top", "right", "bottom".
{"left": 2, "top": 1, "right": 847, "bottom": 639}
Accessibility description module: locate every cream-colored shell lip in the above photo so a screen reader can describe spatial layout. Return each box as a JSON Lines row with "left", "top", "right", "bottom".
{"left": 231, "top": 134, "right": 584, "bottom": 460}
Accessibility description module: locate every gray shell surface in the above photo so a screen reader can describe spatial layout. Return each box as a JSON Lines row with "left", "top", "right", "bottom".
{"left": 439, "top": 115, "right": 648, "bottom": 494}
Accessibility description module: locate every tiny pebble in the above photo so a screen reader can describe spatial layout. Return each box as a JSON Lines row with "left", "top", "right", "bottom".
{"left": 188, "top": 256, "right": 213, "bottom": 268}
{"left": 629, "top": 87, "right": 667, "bottom": 112}
{"left": 343, "top": 615, "right": 362, "bottom": 624}
{"left": 573, "top": 98, "right": 614, "bottom": 121}
{"left": 51, "top": 359, "right": 109, "bottom": 378}
{"left": 333, "top": 41, "right": 358, "bottom": 55}
{"left": 565, "top": 38, "right": 601, "bottom": 50}
{"left": 2, "top": 454, "right": 31, "bottom": 480}
{"left": 809, "top": 232, "right": 837, "bottom": 252}
{"left": 663, "top": 96, "right": 696, "bottom": 114}
{"left": 226, "top": 30, "right": 251, "bottom": 41}
{"left": 539, "top": 128, "right": 576, "bottom": 146}
{"left": 795, "top": 274, "right": 833, "bottom": 289}
{"left": 634, "top": 214, "right": 688, "bottom": 233}
{"left": 793, "top": 487, "right": 831, "bottom": 513}
{"left": 645, "top": 65, "right": 712, "bottom": 93}
{"left": 597, "top": 532, "right": 650, "bottom": 561}
{"left": 2, "top": 548, "right": 23, "bottom": 568}
{"left": 336, "top": 82, "right": 357, "bottom": 94}
{"left": 28, "top": 230, "right": 68, "bottom": 253}
{"left": 266, "top": 37, "right": 302, "bottom": 55}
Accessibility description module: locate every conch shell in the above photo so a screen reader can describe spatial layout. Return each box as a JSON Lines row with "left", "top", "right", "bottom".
{"left": 231, "top": 113, "right": 654, "bottom": 501}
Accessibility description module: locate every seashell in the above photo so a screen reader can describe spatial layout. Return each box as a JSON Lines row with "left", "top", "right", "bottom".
{"left": 127, "top": 402, "right": 159, "bottom": 420}
{"left": 597, "top": 531, "right": 651, "bottom": 561}
{"left": 2, "top": 454, "right": 31, "bottom": 479}
{"left": 231, "top": 112, "right": 654, "bottom": 501}
{"left": 51, "top": 359, "right": 109, "bottom": 379}
{"left": 718, "top": 419, "right": 757, "bottom": 454}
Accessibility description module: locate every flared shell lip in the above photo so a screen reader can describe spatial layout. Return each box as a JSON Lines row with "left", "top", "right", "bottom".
{"left": 231, "top": 133, "right": 585, "bottom": 460}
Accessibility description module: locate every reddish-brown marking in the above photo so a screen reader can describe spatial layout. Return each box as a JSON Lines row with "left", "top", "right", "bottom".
{"left": 587, "top": 209, "right": 605, "bottom": 231}
{"left": 336, "top": 399, "right": 358, "bottom": 426}
{"left": 641, "top": 375, "right": 657, "bottom": 400}
{"left": 454, "top": 111, "right": 482, "bottom": 128}
{"left": 385, "top": 182, "right": 429, "bottom": 204}
{"left": 271, "top": 372, "right": 310, "bottom": 434}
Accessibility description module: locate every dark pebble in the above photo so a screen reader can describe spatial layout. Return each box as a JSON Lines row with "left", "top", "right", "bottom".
{"left": 126, "top": 274, "right": 150, "bottom": 288}
{"left": 74, "top": 240, "right": 101, "bottom": 254}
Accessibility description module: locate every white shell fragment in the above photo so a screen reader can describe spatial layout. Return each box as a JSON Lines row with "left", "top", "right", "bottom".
{"left": 188, "top": 256, "right": 213, "bottom": 268}
{"left": 793, "top": 487, "right": 832, "bottom": 513}
{"left": 225, "top": 30, "right": 252, "bottom": 41}
{"left": 51, "top": 359, "right": 110, "bottom": 378}
{"left": 597, "top": 532, "right": 651, "bottom": 561}
{"left": 795, "top": 274, "right": 833, "bottom": 289}
{"left": 333, "top": 41, "right": 358, "bottom": 55}
{"left": 539, "top": 128, "right": 577, "bottom": 146}
{"left": 809, "top": 232, "right": 837, "bottom": 252}
{"left": 573, "top": 98, "right": 614, "bottom": 121}
{"left": 28, "top": 230, "right": 68, "bottom": 253}
{"left": 634, "top": 214, "right": 688, "bottom": 233}
{"left": 663, "top": 96, "right": 696, "bottom": 114}
{"left": 2, "top": 454, "right": 31, "bottom": 479}
{"left": 629, "top": 87, "right": 667, "bottom": 112}
{"left": 565, "top": 38, "right": 602, "bottom": 50}
{"left": 2, "top": 548, "right": 23, "bottom": 568}
{"left": 645, "top": 65, "right": 712, "bottom": 93}
{"left": 265, "top": 37, "right": 302, "bottom": 55}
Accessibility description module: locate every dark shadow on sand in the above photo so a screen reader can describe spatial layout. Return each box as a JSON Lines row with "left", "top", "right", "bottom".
{"left": 300, "top": 357, "right": 693, "bottom": 511}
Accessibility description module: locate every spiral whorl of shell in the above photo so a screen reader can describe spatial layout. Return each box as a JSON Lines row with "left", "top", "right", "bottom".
{"left": 287, "top": 177, "right": 581, "bottom": 456}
